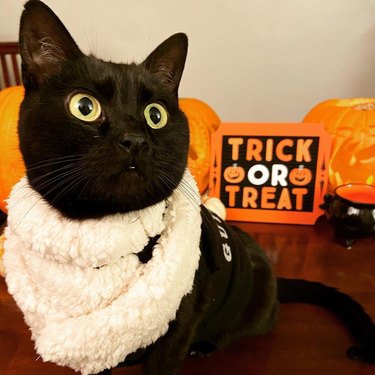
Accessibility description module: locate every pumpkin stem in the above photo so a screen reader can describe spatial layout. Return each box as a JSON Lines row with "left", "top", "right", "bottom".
{"left": 336, "top": 98, "right": 375, "bottom": 108}
{"left": 354, "top": 103, "right": 375, "bottom": 111}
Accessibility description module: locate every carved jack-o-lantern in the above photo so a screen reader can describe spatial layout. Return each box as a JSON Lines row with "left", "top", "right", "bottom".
{"left": 303, "top": 98, "right": 375, "bottom": 192}
{"left": 224, "top": 164, "right": 245, "bottom": 184}
{"left": 289, "top": 165, "right": 312, "bottom": 186}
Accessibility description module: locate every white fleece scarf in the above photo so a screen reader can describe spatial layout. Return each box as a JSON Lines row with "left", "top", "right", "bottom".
{"left": 4, "top": 169, "right": 202, "bottom": 374}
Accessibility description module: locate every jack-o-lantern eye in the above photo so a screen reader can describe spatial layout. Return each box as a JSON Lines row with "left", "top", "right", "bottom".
{"left": 69, "top": 93, "right": 102, "bottom": 122}
{"left": 144, "top": 103, "right": 168, "bottom": 129}
{"left": 289, "top": 165, "right": 312, "bottom": 186}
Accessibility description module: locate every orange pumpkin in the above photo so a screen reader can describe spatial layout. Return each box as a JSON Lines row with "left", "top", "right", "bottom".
{"left": 303, "top": 98, "right": 375, "bottom": 192}
{"left": 0, "top": 91, "right": 219, "bottom": 213}
{"left": 289, "top": 165, "right": 312, "bottom": 186}
{"left": 179, "top": 98, "right": 221, "bottom": 193}
{"left": 223, "top": 164, "right": 245, "bottom": 184}
{"left": 0, "top": 86, "right": 26, "bottom": 213}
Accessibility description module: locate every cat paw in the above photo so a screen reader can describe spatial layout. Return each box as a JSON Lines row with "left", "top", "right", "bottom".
{"left": 202, "top": 196, "right": 226, "bottom": 220}
{"left": 347, "top": 344, "right": 375, "bottom": 363}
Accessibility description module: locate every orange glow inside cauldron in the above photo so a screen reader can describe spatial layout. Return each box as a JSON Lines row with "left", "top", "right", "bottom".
{"left": 336, "top": 184, "right": 375, "bottom": 205}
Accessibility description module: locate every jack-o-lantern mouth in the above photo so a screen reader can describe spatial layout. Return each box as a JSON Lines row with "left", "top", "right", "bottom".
{"left": 295, "top": 176, "right": 307, "bottom": 182}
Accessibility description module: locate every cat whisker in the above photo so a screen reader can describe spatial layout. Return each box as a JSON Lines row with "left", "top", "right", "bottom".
{"left": 39, "top": 168, "right": 88, "bottom": 200}
{"left": 11, "top": 194, "right": 46, "bottom": 232}
{"left": 155, "top": 168, "right": 201, "bottom": 211}
{"left": 153, "top": 156, "right": 188, "bottom": 175}
{"left": 50, "top": 174, "right": 89, "bottom": 205}
{"left": 26, "top": 155, "right": 84, "bottom": 172}
{"left": 29, "top": 164, "right": 83, "bottom": 187}
{"left": 13, "top": 169, "right": 89, "bottom": 229}
{"left": 155, "top": 156, "right": 205, "bottom": 209}
{"left": 176, "top": 183, "right": 201, "bottom": 209}
{"left": 9, "top": 164, "right": 85, "bottom": 216}
{"left": 25, "top": 153, "right": 84, "bottom": 166}
{"left": 76, "top": 175, "right": 95, "bottom": 202}
{"left": 23, "top": 168, "right": 84, "bottom": 204}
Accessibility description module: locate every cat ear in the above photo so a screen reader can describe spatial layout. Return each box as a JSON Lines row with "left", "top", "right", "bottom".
{"left": 143, "top": 33, "right": 188, "bottom": 94}
{"left": 19, "top": 0, "right": 82, "bottom": 85}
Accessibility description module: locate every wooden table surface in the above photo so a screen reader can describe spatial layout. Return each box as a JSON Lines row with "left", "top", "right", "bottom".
{"left": 1, "top": 216, "right": 375, "bottom": 375}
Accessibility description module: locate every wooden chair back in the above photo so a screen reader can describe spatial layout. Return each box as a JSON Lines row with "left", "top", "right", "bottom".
{"left": 0, "top": 42, "right": 22, "bottom": 89}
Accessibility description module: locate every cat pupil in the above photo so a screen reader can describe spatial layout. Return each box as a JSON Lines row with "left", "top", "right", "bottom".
{"left": 78, "top": 97, "right": 93, "bottom": 116}
{"left": 149, "top": 106, "right": 161, "bottom": 124}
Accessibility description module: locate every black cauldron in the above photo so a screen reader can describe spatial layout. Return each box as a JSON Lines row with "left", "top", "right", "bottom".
{"left": 320, "top": 184, "right": 375, "bottom": 248}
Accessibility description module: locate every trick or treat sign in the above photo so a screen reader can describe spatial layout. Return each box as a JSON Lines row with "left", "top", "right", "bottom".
{"left": 209, "top": 123, "right": 331, "bottom": 224}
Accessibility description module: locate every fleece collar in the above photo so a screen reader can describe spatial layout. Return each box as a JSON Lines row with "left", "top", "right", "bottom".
{"left": 4, "top": 169, "right": 202, "bottom": 374}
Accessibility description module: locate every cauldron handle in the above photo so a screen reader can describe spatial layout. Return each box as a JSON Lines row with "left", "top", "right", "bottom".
{"left": 320, "top": 193, "right": 334, "bottom": 211}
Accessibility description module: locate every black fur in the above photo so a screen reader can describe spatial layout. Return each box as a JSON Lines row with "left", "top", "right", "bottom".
{"left": 19, "top": 0, "right": 189, "bottom": 219}
{"left": 17, "top": 1, "right": 375, "bottom": 374}
{"left": 0, "top": 210, "right": 6, "bottom": 227}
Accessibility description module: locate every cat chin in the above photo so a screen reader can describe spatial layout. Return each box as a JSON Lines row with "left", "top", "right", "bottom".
{"left": 40, "top": 186, "right": 171, "bottom": 220}
{"left": 25, "top": 166, "right": 173, "bottom": 219}
{"left": 121, "top": 166, "right": 146, "bottom": 180}
{"left": 44, "top": 197, "right": 167, "bottom": 221}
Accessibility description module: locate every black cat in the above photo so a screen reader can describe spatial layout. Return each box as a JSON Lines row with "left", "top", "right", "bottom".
{"left": 3, "top": 1, "right": 375, "bottom": 375}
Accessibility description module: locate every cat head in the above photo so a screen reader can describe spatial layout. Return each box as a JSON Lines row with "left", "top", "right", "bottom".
{"left": 18, "top": 0, "right": 190, "bottom": 219}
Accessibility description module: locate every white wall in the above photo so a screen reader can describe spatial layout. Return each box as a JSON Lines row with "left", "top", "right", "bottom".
{"left": 1, "top": 0, "right": 374, "bottom": 122}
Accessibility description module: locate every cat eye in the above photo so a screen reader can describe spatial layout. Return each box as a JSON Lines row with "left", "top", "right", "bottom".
{"left": 69, "top": 93, "right": 102, "bottom": 122}
{"left": 144, "top": 103, "right": 168, "bottom": 129}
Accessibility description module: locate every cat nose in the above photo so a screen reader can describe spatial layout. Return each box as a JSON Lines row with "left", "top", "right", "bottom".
{"left": 118, "top": 133, "right": 147, "bottom": 153}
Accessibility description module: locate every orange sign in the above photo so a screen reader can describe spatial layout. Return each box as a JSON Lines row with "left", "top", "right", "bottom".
{"left": 209, "top": 123, "right": 331, "bottom": 225}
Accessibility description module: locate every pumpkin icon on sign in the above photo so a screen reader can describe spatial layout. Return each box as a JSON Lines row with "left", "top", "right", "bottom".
{"left": 289, "top": 165, "right": 312, "bottom": 186}
{"left": 223, "top": 164, "right": 245, "bottom": 184}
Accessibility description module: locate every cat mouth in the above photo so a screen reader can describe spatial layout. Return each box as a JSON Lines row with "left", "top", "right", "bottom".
{"left": 126, "top": 164, "right": 139, "bottom": 172}
{"left": 123, "top": 164, "right": 145, "bottom": 178}
{"left": 125, "top": 165, "right": 137, "bottom": 172}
